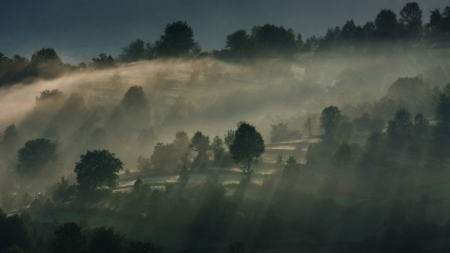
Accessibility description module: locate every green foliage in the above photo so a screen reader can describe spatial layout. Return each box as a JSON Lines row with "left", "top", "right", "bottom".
{"left": 225, "top": 30, "right": 251, "bottom": 58}
{"left": 46, "top": 177, "right": 77, "bottom": 203}
{"left": 52, "top": 222, "right": 86, "bottom": 253}
{"left": 375, "top": 9, "right": 398, "bottom": 39}
{"left": 190, "top": 132, "right": 211, "bottom": 172}
{"left": 399, "top": 2, "right": 423, "bottom": 35}
{"left": 320, "top": 106, "right": 341, "bottom": 135}
{"left": 224, "top": 130, "right": 236, "bottom": 149}
{"left": 150, "top": 143, "right": 178, "bottom": 174}
{"left": 190, "top": 131, "right": 210, "bottom": 153}
{"left": 121, "top": 86, "right": 149, "bottom": 114}
{"left": 36, "top": 89, "right": 63, "bottom": 102}
{"left": 119, "top": 39, "right": 147, "bottom": 62}
{"left": 230, "top": 122, "right": 265, "bottom": 176}
{"left": 253, "top": 24, "right": 297, "bottom": 57}
{"left": 387, "top": 77, "right": 431, "bottom": 108}
{"left": 173, "top": 131, "right": 190, "bottom": 164}
{"left": 16, "top": 138, "right": 58, "bottom": 176}
{"left": 387, "top": 108, "right": 413, "bottom": 150}
{"left": 74, "top": 150, "right": 123, "bottom": 193}
{"left": 211, "top": 136, "right": 228, "bottom": 167}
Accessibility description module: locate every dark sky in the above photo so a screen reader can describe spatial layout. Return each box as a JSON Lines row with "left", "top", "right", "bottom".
{"left": 0, "top": 0, "right": 447, "bottom": 64}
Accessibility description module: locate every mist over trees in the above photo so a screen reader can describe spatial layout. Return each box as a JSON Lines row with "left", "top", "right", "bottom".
{"left": 3, "top": 2, "right": 450, "bottom": 253}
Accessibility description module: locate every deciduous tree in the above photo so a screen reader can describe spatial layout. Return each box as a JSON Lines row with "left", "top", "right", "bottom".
{"left": 229, "top": 122, "right": 265, "bottom": 177}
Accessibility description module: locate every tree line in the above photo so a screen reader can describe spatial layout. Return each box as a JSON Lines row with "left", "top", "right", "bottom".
{"left": 1, "top": 2, "right": 450, "bottom": 86}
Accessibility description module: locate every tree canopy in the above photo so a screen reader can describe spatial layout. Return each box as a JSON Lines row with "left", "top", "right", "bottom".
{"left": 74, "top": 150, "right": 123, "bottom": 193}
{"left": 320, "top": 106, "right": 341, "bottom": 135}
{"left": 229, "top": 122, "right": 265, "bottom": 176}
{"left": 157, "top": 21, "right": 196, "bottom": 56}
{"left": 16, "top": 138, "right": 58, "bottom": 176}
{"left": 399, "top": 2, "right": 423, "bottom": 36}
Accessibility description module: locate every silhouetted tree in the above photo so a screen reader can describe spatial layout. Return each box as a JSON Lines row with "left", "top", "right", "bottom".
{"left": 121, "top": 86, "right": 149, "bottom": 113}
{"left": 119, "top": 39, "right": 146, "bottom": 62}
{"left": 427, "top": 8, "right": 444, "bottom": 33}
{"left": 387, "top": 108, "right": 413, "bottom": 150}
{"left": 229, "top": 122, "right": 265, "bottom": 177}
{"left": 150, "top": 143, "right": 177, "bottom": 174}
{"left": 211, "top": 136, "right": 226, "bottom": 166}
{"left": 156, "top": 21, "right": 196, "bottom": 57}
{"left": 190, "top": 131, "right": 210, "bottom": 154}
{"left": 399, "top": 2, "right": 423, "bottom": 37}
{"left": 36, "top": 89, "right": 63, "bottom": 102}
{"left": 173, "top": 131, "right": 190, "bottom": 164}
{"left": 30, "top": 48, "right": 62, "bottom": 66}
{"left": 190, "top": 132, "right": 210, "bottom": 172}
{"left": 91, "top": 53, "right": 115, "bottom": 69}
{"left": 363, "top": 21, "right": 376, "bottom": 38}
{"left": 341, "top": 20, "right": 357, "bottom": 42}
{"left": 253, "top": 24, "right": 297, "bottom": 57}
{"left": 320, "top": 106, "right": 341, "bottom": 136}
{"left": 16, "top": 138, "right": 58, "bottom": 176}
{"left": 52, "top": 222, "right": 86, "bottom": 253}
{"left": 225, "top": 30, "right": 251, "bottom": 58}
{"left": 375, "top": 9, "right": 398, "bottom": 40}
{"left": 74, "top": 150, "right": 123, "bottom": 194}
